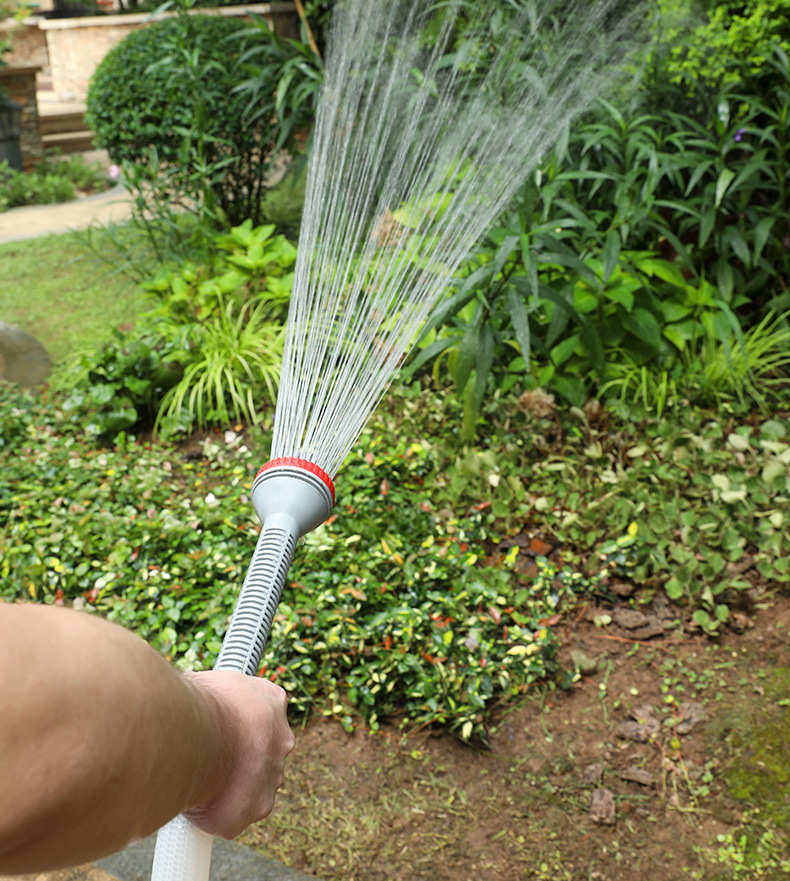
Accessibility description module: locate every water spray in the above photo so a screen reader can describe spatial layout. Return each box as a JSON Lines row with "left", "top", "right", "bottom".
{"left": 151, "top": 0, "right": 646, "bottom": 877}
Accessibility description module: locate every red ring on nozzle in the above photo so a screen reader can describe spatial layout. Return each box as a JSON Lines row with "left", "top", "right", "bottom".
{"left": 255, "top": 457, "right": 335, "bottom": 503}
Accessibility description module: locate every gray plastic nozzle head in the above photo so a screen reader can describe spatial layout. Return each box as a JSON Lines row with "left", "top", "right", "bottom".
{"left": 251, "top": 458, "right": 334, "bottom": 536}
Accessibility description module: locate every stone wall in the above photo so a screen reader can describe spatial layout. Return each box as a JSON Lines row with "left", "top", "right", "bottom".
{"left": 1, "top": 20, "right": 49, "bottom": 69}
{"left": 0, "top": 65, "right": 43, "bottom": 168}
{"left": 39, "top": 3, "right": 298, "bottom": 103}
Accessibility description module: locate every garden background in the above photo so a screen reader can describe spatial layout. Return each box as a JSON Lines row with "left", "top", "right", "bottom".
{"left": 1, "top": 0, "right": 789, "bottom": 878}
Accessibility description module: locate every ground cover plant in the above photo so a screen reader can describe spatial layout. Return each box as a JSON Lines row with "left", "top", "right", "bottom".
{"left": 2, "top": 380, "right": 788, "bottom": 743}
{"left": 0, "top": 154, "right": 108, "bottom": 212}
{"left": 1, "top": 381, "right": 788, "bottom": 880}
{"left": 65, "top": 221, "right": 296, "bottom": 438}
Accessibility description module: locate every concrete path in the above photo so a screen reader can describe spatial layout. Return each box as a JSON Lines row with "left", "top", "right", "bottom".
{"left": 0, "top": 184, "right": 133, "bottom": 245}
{"left": 0, "top": 835, "right": 319, "bottom": 881}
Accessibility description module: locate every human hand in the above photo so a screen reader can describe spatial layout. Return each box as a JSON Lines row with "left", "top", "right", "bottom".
{"left": 181, "top": 670, "right": 295, "bottom": 839}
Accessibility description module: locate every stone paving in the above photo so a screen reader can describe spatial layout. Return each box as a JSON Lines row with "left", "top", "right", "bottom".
{"left": 0, "top": 866, "right": 115, "bottom": 881}
{"left": 0, "top": 182, "right": 132, "bottom": 245}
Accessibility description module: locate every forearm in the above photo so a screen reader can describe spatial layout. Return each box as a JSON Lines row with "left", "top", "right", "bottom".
{"left": 0, "top": 602, "right": 230, "bottom": 873}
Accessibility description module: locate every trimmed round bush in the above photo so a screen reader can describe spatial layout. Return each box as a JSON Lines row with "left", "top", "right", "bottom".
{"left": 86, "top": 14, "right": 301, "bottom": 224}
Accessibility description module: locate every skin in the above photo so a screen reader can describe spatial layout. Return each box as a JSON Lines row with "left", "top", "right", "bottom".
{"left": 0, "top": 602, "right": 295, "bottom": 874}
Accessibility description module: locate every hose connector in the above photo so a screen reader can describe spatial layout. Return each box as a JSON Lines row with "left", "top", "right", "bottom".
{"left": 252, "top": 457, "right": 335, "bottom": 534}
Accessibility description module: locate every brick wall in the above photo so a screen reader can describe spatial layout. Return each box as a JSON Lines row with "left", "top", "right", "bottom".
{"left": 39, "top": 3, "right": 298, "bottom": 103}
{"left": 0, "top": 65, "right": 44, "bottom": 168}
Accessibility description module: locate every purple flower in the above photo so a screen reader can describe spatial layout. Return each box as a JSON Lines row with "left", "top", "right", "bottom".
{"left": 734, "top": 128, "right": 747, "bottom": 142}
{"left": 109, "top": 164, "right": 121, "bottom": 180}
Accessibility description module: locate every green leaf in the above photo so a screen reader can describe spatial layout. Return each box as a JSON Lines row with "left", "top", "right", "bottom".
{"left": 602, "top": 231, "right": 620, "bottom": 284}
{"left": 455, "top": 324, "right": 478, "bottom": 392}
{"left": 715, "top": 168, "right": 736, "bottom": 208}
{"left": 573, "top": 286, "right": 599, "bottom": 314}
{"left": 659, "top": 302, "right": 692, "bottom": 322}
{"left": 726, "top": 229, "right": 751, "bottom": 269}
{"left": 637, "top": 258, "right": 686, "bottom": 288}
{"left": 662, "top": 326, "right": 687, "bottom": 350}
{"left": 475, "top": 324, "right": 494, "bottom": 404}
{"left": 506, "top": 288, "right": 531, "bottom": 364}
{"left": 665, "top": 578, "right": 684, "bottom": 600}
{"left": 714, "top": 604, "right": 729, "bottom": 622}
{"left": 623, "top": 308, "right": 662, "bottom": 349}
{"left": 549, "top": 334, "right": 579, "bottom": 367}
{"left": 716, "top": 261, "right": 734, "bottom": 303}
{"left": 699, "top": 207, "right": 716, "bottom": 249}
{"left": 550, "top": 373, "right": 585, "bottom": 406}
{"left": 753, "top": 216, "right": 774, "bottom": 265}
{"left": 603, "top": 285, "right": 634, "bottom": 312}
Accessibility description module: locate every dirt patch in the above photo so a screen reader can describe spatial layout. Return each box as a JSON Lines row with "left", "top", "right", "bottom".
{"left": 245, "top": 594, "right": 790, "bottom": 880}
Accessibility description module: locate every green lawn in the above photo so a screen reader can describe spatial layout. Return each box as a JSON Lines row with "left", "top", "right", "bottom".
{"left": 0, "top": 231, "right": 147, "bottom": 383}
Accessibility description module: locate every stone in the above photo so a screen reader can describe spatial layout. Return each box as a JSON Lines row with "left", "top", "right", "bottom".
{"left": 613, "top": 608, "right": 649, "bottom": 629}
{"left": 96, "top": 834, "right": 321, "bottom": 881}
{"left": 589, "top": 787, "right": 616, "bottom": 825}
{"left": 616, "top": 704, "right": 660, "bottom": 742}
{"left": 618, "top": 765, "right": 654, "bottom": 786}
{"left": 676, "top": 701, "right": 706, "bottom": 735}
{"left": 611, "top": 579, "right": 636, "bottom": 598}
{"left": 582, "top": 762, "right": 603, "bottom": 785}
{"left": 0, "top": 322, "right": 52, "bottom": 387}
{"left": 569, "top": 648, "right": 599, "bottom": 676}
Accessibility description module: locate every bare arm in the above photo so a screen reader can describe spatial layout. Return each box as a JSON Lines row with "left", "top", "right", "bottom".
{"left": 0, "top": 602, "right": 294, "bottom": 874}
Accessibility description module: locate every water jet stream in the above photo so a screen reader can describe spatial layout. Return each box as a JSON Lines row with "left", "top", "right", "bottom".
{"left": 151, "top": 1, "right": 646, "bottom": 878}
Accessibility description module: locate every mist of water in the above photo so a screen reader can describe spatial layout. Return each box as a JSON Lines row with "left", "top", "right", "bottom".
{"left": 272, "top": 0, "right": 646, "bottom": 476}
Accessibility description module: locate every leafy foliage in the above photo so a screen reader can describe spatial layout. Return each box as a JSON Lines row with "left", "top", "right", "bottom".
{"left": 64, "top": 222, "right": 296, "bottom": 438}
{"left": 85, "top": 12, "right": 313, "bottom": 227}
{"left": 0, "top": 154, "right": 107, "bottom": 212}
{"left": 3, "top": 381, "right": 789, "bottom": 740}
{"left": 0, "top": 384, "right": 597, "bottom": 742}
{"left": 653, "top": 0, "right": 790, "bottom": 90}
{"left": 409, "top": 49, "right": 790, "bottom": 420}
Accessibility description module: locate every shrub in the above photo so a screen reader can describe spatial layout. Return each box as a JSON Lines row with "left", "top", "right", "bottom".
{"left": 654, "top": 0, "right": 790, "bottom": 90}
{"left": 0, "top": 154, "right": 107, "bottom": 211}
{"left": 65, "top": 222, "right": 296, "bottom": 439}
{"left": 85, "top": 13, "right": 314, "bottom": 226}
{"left": 406, "top": 50, "right": 790, "bottom": 421}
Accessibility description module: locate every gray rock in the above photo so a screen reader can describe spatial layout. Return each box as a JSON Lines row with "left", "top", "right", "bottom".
{"left": 581, "top": 762, "right": 603, "bottom": 785}
{"left": 618, "top": 765, "right": 654, "bottom": 786}
{"left": 589, "top": 788, "right": 616, "bottom": 825}
{"left": 615, "top": 704, "right": 660, "bottom": 742}
{"left": 613, "top": 608, "right": 649, "bottom": 629}
{"left": 676, "top": 701, "right": 706, "bottom": 735}
{"left": 569, "top": 648, "right": 599, "bottom": 675}
{"left": 0, "top": 321, "right": 52, "bottom": 387}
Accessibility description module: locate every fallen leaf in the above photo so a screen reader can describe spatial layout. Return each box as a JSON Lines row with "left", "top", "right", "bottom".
{"left": 528, "top": 537, "right": 553, "bottom": 556}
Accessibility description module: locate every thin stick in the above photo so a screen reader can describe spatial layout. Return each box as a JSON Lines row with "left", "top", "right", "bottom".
{"left": 294, "top": 0, "right": 321, "bottom": 60}
{"left": 591, "top": 634, "right": 686, "bottom": 647}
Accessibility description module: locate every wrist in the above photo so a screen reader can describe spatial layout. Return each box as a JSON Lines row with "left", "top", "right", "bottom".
{"left": 179, "top": 672, "right": 237, "bottom": 814}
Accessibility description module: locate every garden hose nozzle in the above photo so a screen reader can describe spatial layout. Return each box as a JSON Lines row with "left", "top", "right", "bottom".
{"left": 151, "top": 458, "right": 334, "bottom": 881}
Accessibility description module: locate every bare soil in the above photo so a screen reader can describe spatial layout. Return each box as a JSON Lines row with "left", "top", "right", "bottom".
{"left": 246, "top": 593, "right": 790, "bottom": 881}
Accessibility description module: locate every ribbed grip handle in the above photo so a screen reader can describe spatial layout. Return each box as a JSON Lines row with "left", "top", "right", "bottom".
{"left": 216, "top": 514, "right": 299, "bottom": 674}
{"left": 151, "top": 516, "right": 300, "bottom": 881}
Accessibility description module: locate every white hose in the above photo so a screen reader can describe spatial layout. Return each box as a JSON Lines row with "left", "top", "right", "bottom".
{"left": 151, "top": 816, "right": 214, "bottom": 881}
{"left": 150, "top": 465, "right": 333, "bottom": 881}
